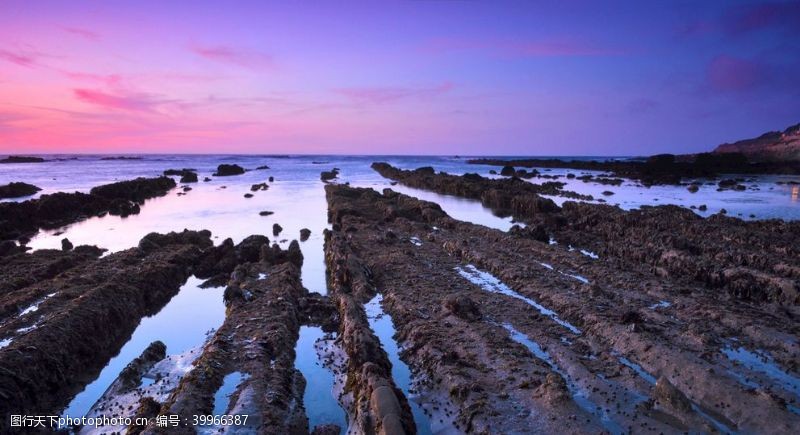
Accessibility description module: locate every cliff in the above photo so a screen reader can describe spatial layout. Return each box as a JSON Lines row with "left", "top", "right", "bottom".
{"left": 714, "top": 123, "right": 800, "bottom": 162}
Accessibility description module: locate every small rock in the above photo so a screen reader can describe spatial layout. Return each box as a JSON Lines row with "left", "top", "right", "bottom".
{"left": 213, "top": 164, "right": 245, "bottom": 176}
{"left": 61, "top": 238, "right": 73, "bottom": 251}
{"left": 300, "top": 228, "right": 311, "bottom": 241}
{"left": 273, "top": 223, "right": 283, "bottom": 236}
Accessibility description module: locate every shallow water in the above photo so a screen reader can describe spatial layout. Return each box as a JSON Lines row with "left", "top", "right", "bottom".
{"left": 294, "top": 326, "right": 348, "bottom": 432}
{"left": 212, "top": 372, "right": 251, "bottom": 415}
{"left": 722, "top": 345, "right": 800, "bottom": 398}
{"left": 365, "top": 294, "right": 434, "bottom": 435}
{"left": 62, "top": 276, "right": 226, "bottom": 418}
{"left": 456, "top": 265, "right": 581, "bottom": 334}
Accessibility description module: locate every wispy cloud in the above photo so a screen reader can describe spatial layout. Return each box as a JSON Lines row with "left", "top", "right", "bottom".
{"left": 681, "top": 2, "right": 800, "bottom": 39}
{"left": 721, "top": 2, "right": 800, "bottom": 36}
{"left": 423, "top": 37, "right": 623, "bottom": 57}
{"left": 706, "top": 55, "right": 765, "bottom": 93}
{"left": 0, "top": 48, "right": 39, "bottom": 67}
{"left": 62, "top": 26, "right": 101, "bottom": 40}
{"left": 190, "top": 45, "right": 274, "bottom": 70}
{"left": 73, "top": 88, "right": 165, "bottom": 111}
{"left": 336, "top": 82, "right": 454, "bottom": 104}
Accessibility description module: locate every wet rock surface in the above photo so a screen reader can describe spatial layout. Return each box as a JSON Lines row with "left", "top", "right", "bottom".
{"left": 0, "top": 230, "right": 215, "bottom": 431}
{"left": 374, "top": 163, "right": 800, "bottom": 305}
{"left": 0, "top": 176, "right": 176, "bottom": 242}
{"left": 141, "top": 239, "right": 320, "bottom": 434}
{"left": 325, "top": 184, "right": 800, "bottom": 434}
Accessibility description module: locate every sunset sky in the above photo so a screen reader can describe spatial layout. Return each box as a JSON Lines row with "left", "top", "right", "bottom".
{"left": 1, "top": 0, "right": 798, "bottom": 155}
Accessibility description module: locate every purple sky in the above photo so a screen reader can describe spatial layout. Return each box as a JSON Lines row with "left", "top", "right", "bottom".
{"left": 0, "top": 0, "right": 798, "bottom": 155}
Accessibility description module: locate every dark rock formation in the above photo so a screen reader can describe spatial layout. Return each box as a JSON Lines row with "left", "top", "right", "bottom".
{"left": 299, "top": 228, "right": 311, "bottom": 241}
{"left": 0, "top": 182, "right": 41, "bottom": 199}
{"left": 213, "top": 164, "right": 245, "bottom": 176}
{"left": 324, "top": 184, "right": 800, "bottom": 433}
{"left": 0, "top": 230, "right": 213, "bottom": 429}
{"left": 0, "top": 176, "right": 176, "bottom": 242}
{"left": 61, "top": 238, "right": 73, "bottom": 251}
{"left": 0, "top": 156, "right": 45, "bottom": 164}
{"left": 320, "top": 168, "right": 340, "bottom": 182}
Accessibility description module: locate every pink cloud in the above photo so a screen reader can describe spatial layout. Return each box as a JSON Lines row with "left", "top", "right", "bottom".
{"left": 64, "top": 72, "right": 124, "bottom": 87}
{"left": 73, "top": 88, "right": 162, "bottom": 111}
{"left": 62, "top": 26, "right": 101, "bottom": 40}
{"left": 190, "top": 45, "right": 273, "bottom": 70}
{"left": 336, "top": 82, "right": 454, "bottom": 104}
{"left": 0, "top": 48, "right": 38, "bottom": 67}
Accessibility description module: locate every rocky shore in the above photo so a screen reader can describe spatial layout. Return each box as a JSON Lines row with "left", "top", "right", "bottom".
{"left": 0, "top": 176, "right": 176, "bottom": 242}
{"left": 468, "top": 152, "right": 800, "bottom": 185}
{"left": 373, "top": 163, "right": 800, "bottom": 305}
{"left": 0, "top": 230, "right": 213, "bottom": 431}
{"left": 1, "top": 165, "right": 797, "bottom": 434}
{"left": 324, "top": 183, "right": 800, "bottom": 433}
